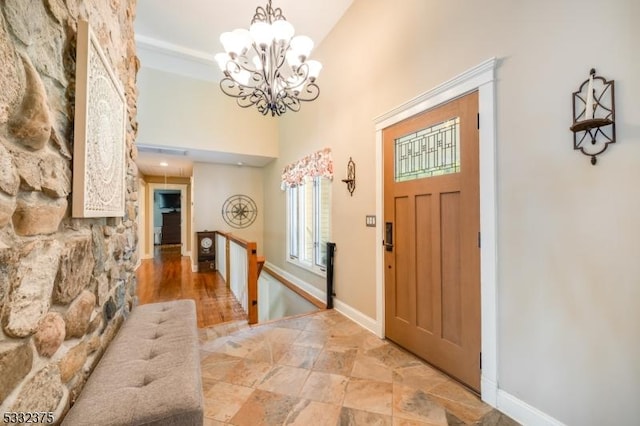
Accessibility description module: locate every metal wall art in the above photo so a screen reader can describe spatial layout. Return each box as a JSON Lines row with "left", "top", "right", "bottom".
{"left": 72, "top": 20, "right": 127, "bottom": 217}
{"left": 570, "top": 68, "right": 616, "bottom": 165}
{"left": 341, "top": 157, "right": 356, "bottom": 196}
{"left": 222, "top": 194, "right": 258, "bottom": 228}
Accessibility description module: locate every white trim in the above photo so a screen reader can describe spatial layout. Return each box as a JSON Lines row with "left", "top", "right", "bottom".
{"left": 264, "top": 261, "right": 326, "bottom": 303}
{"left": 375, "top": 58, "right": 497, "bottom": 128}
{"left": 135, "top": 35, "right": 219, "bottom": 82}
{"left": 478, "top": 73, "right": 499, "bottom": 406}
{"left": 135, "top": 35, "right": 214, "bottom": 65}
{"left": 374, "top": 129, "right": 385, "bottom": 339}
{"left": 374, "top": 57, "right": 499, "bottom": 404}
{"left": 264, "top": 261, "right": 378, "bottom": 334}
{"left": 147, "top": 183, "right": 189, "bottom": 258}
{"left": 497, "top": 390, "right": 567, "bottom": 426}
{"left": 333, "top": 299, "right": 378, "bottom": 335}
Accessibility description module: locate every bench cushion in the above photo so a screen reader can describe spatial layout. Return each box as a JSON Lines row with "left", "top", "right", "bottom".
{"left": 62, "top": 300, "right": 203, "bottom": 426}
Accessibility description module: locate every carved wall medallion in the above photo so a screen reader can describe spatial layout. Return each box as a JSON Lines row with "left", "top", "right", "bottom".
{"left": 72, "top": 20, "right": 126, "bottom": 217}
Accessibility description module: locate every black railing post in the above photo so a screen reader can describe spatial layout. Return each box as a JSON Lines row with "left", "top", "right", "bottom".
{"left": 326, "top": 242, "right": 336, "bottom": 309}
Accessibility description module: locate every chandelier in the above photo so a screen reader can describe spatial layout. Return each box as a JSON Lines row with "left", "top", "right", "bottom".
{"left": 214, "top": 0, "right": 322, "bottom": 116}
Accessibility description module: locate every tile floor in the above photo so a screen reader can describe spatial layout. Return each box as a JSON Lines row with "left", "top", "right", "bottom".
{"left": 199, "top": 310, "right": 519, "bottom": 426}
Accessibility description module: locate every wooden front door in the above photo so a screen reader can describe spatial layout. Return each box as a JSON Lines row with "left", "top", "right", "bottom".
{"left": 383, "top": 91, "right": 480, "bottom": 392}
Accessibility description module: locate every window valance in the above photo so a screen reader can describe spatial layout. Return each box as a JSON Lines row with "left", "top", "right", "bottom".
{"left": 281, "top": 148, "right": 333, "bottom": 189}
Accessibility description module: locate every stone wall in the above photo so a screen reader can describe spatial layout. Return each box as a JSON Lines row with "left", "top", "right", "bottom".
{"left": 0, "top": 0, "right": 138, "bottom": 420}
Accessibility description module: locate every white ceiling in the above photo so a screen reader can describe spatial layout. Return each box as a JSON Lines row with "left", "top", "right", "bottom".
{"left": 134, "top": 0, "right": 353, "bottom": 177}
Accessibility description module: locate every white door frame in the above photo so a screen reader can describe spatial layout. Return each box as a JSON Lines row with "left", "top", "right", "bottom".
{"left": 374, "top": 58, "right": 499, "bottom": 405}
{"left": 147, "top": 183, "right": 189, "bottom": 258}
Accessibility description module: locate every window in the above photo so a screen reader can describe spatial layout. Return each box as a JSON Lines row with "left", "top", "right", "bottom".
{"left": 395, "top": 117, "right": 461, "bottom": 181}
{"left": 287, "top": 176, "right": 331, "bottom": 274}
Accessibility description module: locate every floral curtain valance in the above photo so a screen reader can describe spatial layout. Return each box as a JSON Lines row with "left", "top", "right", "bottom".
{"left": 281, "top": 148, "right": 333, "bottom": 189}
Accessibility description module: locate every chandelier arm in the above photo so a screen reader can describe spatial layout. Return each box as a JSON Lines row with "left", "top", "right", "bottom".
{"left": 296, "top": 82, "right": 320, "bottom": 102}
{"left": 220, "top": 77, "right": 270, "bottom": 106}
{"left": 223, "top": 58, "right": 264, "bottom": 90}
{"left": 252, "top": 5, "right": 268, "bottom": 24}
{"left": 278, "top": 94, "right": 301, "bottom": 113}
{"left": 252, "top": 0, "right": 285, "bottom": 24}
{"left": 241, "top": 43, "right": 270, "bottom": 94}
{"left": 219, "top": 77, "right": 249, "bottom": 99}
{"left": 280, "top": 62, "right": 311, "bottom": 92}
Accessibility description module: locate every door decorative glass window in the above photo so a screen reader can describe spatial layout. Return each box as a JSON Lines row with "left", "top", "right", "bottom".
{"left": 395, "top": 117, "right": 460, "bottom": 182}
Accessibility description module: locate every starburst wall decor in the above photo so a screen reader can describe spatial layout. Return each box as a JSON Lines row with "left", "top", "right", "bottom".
{"left": 221, "top": 194, "right": 258, "bottom": 229}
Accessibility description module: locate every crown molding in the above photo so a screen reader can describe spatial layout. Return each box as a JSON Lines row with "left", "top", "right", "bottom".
{"left": 135, "top": 34, "right": 214, "bottom": 64}
{"left": 135, "top": 34, "right": 220, "bottom": 81}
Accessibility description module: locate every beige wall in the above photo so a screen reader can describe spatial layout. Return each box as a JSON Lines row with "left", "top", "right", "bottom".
{"left": 263, "top": 0, "right": 640, "bottom": 424}
{"left": 136, "top": 67, "right": 279, "bottom": 159}
{"left": 192, "top": 163, "right": 265, "bottom": 269}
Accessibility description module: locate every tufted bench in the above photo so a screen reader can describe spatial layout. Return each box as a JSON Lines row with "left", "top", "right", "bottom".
{"left": 62, "top": 300, "right": 204, "bottom": 426}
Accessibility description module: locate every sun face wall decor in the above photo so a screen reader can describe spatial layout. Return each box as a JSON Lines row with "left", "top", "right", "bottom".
{"left": 221, "top": 194, "right": 258, "bottom": 229}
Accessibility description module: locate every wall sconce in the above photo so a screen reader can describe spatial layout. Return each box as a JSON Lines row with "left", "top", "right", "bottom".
{"left": 341, "top": 157, "right": 356, "bottom": 196}
{"left": 570, "top": 68, "right": 616, "bottom": 165}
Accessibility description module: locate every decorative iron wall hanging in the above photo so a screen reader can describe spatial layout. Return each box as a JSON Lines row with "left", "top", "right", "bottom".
{"left": 570, "top": 68, "right": 615, "bottom": 165}
{"left": 341, "top": 157, "right": 356, "bottom": 196}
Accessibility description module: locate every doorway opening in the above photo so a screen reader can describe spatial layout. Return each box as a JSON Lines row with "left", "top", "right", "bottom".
{"left": 154, "top": 189, "right": 182, "bottom": 248}
{"left": 147, "top": 183, "right": 188, "bottom": 258}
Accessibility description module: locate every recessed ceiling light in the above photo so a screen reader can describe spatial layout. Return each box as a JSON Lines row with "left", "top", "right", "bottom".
{"left": 159, "top": 162, "right": 169, "bottom": 167}
{"left": 237, "top": 162, "right": 244, "bottom": 166}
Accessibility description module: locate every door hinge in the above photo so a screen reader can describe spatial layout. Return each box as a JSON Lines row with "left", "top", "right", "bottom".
{"left": 477, "top": 113, "right": 480, "bottom": 129}
{"left": 480, "top": 352, "right": 482, "bottom": 369}
{"left": 478, "top": 231, "right": 481, "bottom": 248}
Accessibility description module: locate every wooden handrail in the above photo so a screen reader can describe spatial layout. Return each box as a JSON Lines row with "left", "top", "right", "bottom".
{"left": 215, "top": 230, "right": 252, "bottom": 249}
{"left": 225, "top": 236, "right": 230, "bottom": 286}
{"left": 246, "top": 242, "right": 258, "bottom": 325}
{"left": 214, "top": 231, "right": 259, "bottom": 325}
{"left": 257, "top": 256, "right": 265, "bottom": 278}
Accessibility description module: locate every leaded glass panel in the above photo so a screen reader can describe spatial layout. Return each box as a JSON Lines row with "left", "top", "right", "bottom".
{"left": 395, "top": 117, "right": 460, "bottom": 182}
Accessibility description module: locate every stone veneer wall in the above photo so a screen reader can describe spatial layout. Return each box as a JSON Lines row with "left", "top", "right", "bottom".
{"left": 0, "top": 0, "right": 138, "bottom": 420}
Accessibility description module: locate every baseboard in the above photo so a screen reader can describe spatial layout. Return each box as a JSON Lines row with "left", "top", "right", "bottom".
{"left": 263, "top": 262, "right": 378, "bottom": 335}
{"left": 497, "top": 389, "right": 566, "bottom": 426}
{"left": 481, "top": 376, "right": 498, "bottom": 407}
{"left": 333, "top": 298, "right": 378, "bottom": 335}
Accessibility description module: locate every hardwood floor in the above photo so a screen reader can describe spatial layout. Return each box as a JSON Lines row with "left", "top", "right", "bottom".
{"left": 136, "top": 245, "right": 247, "bottom": 328}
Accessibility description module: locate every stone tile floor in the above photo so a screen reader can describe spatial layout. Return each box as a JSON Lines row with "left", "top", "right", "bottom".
{"left": 198, "top": 310, "right": 519, "bottom": 426}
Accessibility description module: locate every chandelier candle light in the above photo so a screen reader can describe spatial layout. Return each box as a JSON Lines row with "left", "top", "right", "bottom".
{"left": 215, "top": 0, "right": 322, "bottom": 116}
